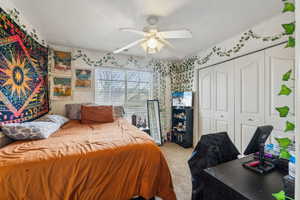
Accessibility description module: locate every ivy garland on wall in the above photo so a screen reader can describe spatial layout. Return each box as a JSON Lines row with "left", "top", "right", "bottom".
{"left": 193, "top": 30, "right": 287, "bottom": 66}
{"left": 173, "top": 1, "right": 296, "bottom": 94}
{"left": 169, "top": 26, "right": 291, "bottom": 93}
{"left": 272, "top": 0, "right": 295, "bottom": 200}
{"left": 72, "top": 49, "right": 164, "bottom": 68}
{"left": 71, "top": 50, "right": 119, "bottom": 67}
{"left": 6, "top": 8, "right": 46, "bottom": 46}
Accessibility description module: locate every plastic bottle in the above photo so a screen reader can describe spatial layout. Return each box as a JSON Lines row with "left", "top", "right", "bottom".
{"left": 289, "top": 150, "right": 296, "bottom": 178}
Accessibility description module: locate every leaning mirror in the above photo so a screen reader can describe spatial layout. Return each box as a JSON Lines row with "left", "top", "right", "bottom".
{"left": 147, "top": 100, "right": 163, "bottom": 145}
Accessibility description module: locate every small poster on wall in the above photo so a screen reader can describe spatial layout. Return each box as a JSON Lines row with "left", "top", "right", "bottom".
{"left": 53, "top": 50, "right": 72, "bottom": 75}
{"left": 75, "top": 69, "right": 92, "bottom": 89}
{"left": 51, "top": 75, "right": 72, "bottom": 100}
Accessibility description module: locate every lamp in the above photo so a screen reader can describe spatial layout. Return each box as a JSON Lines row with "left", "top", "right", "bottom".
{"left": 141, "top": 37, "right": 164, "bottom": 54}
{"left": 147, "top": 37, "right": 158, "bottom": 49}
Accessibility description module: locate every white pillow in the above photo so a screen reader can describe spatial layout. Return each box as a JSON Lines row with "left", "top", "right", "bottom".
{"left": 2, "top": 122, "right": 60, "bottom": 140}
{"left": 36, "top": 114, "right": 69, "bottom": 127}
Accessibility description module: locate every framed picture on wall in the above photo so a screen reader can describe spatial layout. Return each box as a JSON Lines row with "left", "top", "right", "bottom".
{"left": 147, "top": 100, "right": 163, "bottom": 145}
{"left": 51, "top": 75, "right": 72, "bottom": 100}
{"left": 53, "top": 50, "right": 72, "bottom": 75}
{"left": 74, "top": 69, "right": 92, "bottom": 89}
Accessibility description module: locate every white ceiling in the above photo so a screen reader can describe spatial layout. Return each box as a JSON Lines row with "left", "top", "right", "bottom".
{"left": 11, "top": 0, "right": 282, "bottom": 59}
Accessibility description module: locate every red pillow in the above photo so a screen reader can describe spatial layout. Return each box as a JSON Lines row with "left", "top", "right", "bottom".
{"left": 81, "top": 105, "right": 114, "bottom": 124}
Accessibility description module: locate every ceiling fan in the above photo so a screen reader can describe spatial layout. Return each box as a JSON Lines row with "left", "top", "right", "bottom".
{"left": 113, "top": 16, "right": 192, "bottom": 54}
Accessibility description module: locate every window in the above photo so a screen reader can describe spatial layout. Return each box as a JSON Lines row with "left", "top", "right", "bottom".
{"left": 95, "top": 68, "right": 153, "bottom": 122}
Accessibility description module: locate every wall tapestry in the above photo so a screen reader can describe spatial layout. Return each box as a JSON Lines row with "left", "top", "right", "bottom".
{"left": 53, "top": 50, "right": 72, "bottom": 75}
{"left": 0, "top": 7, "right": 49, "bottom": 125}
{"left": 51, "top": 76, "right": 72, "bottom": 100}
{"left": 7, "top": 8, "right": 46, "bottom": 46}
{"left": 75, "top": 69, "right": 92, "bottom": 89}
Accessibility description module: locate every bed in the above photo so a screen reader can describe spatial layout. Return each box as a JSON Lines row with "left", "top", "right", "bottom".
{"left": 0, "top": 118, "right": 176, "bottom": 200}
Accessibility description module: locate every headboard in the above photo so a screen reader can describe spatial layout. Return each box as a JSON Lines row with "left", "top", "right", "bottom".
{"left": 0, "top": 8, "right": 49, "bottom": 125}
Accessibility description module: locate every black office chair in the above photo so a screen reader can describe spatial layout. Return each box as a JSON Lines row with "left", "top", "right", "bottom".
{"left": 188, "top": 132, "right": 240, "bottom": 200}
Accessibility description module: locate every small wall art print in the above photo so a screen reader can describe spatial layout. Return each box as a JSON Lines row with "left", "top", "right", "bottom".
{"left": 51, "top": 76, "right": 72, "bottom": 100}
{"left": 75, "top": 69, "right": 92, "bottom": 89}
{"left": 53, "top": 50, "right": 72, "bottom": 75}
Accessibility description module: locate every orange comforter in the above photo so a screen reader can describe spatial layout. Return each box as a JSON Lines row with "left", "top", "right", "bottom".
{"left": 0, "top": 119, "right": 176, "bottom": 200}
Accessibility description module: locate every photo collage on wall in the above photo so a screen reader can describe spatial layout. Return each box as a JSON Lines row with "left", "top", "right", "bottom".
{"left": 51, "top": 50, "right": 72, "bottom": 100}
{"left": 51, "top": 50, "right": 93, "bottom": 100}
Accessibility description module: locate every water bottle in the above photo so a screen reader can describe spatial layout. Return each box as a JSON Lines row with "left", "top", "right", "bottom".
{"left": 288, "top": 150, "right": 296, "bottom": 178}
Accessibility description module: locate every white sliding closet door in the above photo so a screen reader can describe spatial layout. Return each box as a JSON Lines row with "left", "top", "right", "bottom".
{"left": 197, "top": 44, "right": 294, "bottom": 150}
{"left": 235, "top": 51, "right": 265, "bottom": 153}
{"left": 198, "top": 62, "right": 235, "bottom": 141}
{"left": 214, "top": 61, "right": 235, "bottom": 142}
{"left": 265, "top": 44, "right": 295, "bottom": 143}
{"left": 198, "top": 67, "right": 215, "bottom": 135}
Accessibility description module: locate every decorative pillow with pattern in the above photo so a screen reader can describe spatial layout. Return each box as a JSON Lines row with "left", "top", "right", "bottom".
{"left": 2, "top": 122, "right": 60, "bottom": 140}
{"left": 36, "top": 115, "right": 69, "bottom": 127}
{"left": 0, "top": 130, "right": 13, "bottom": 148}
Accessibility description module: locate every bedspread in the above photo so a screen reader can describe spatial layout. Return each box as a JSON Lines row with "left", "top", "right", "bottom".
{"left": 0, "top": 119, "right": 176, "bottom": 200}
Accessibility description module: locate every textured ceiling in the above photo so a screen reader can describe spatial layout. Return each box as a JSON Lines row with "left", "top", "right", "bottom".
{"left": 11, "top": 0, "right": 282, "bottom": 59}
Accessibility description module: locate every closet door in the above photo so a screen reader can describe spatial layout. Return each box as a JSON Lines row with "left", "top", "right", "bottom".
{"left": 198, "top": 67, "right": 215, "bottom": 135}
{"left": 235, "top": 51, "right": 265, "bottom": 153}
{"left": 265, "top": 44, "right": 295, "bottom": 143}
{"left": 214, "top": 61, "right": 235, "bottom": 142}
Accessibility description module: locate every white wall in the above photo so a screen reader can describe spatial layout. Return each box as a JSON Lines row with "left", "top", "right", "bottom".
{"left": 49, "top": 44, "right": 154, "bottom": 115}
{"left": 0, "top": 0, "right": 46, "bottom": 45}
{"left": 192, "top": 13, "right": 295, "bottom": 145}
{"left": 193, "top": 13, "right": 294, "bottom": 69}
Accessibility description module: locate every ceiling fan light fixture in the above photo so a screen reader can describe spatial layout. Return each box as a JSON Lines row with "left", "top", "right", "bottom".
{"left": 141, "top": 37, "right": 164, "bottom": 54}
{"left": 114, "top": 17, "right": 192, "bottom": 54}
{"left": 147, "top": 37, "right": 158, "bottom": 49}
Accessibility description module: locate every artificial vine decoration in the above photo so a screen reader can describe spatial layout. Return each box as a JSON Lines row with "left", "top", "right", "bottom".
{"left": 72, "top": 49, "right": 155, "bottom": 70}
{"left": 273, "top": 190, "right": 294, "bottom": 200}
{"left": 7, "top": 8, "right": 46, "bottom": 45}
{"left": 193, "top": 30, "right": 286, "bottom": 66}
{"left": 72, "top": 50, "right": 119, "bottom": 67}
{"left": 148, "top": 59, "right": 172, "bottom": 77}
{"left": 274, "top": 13, "right": 295, "bottom": 134}
{"left": 273, "top": 0, "right": 295, "bottom": 199}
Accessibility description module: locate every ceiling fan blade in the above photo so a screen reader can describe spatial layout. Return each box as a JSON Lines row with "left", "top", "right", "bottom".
{"left": 159, "top": 29, "right": 192, "bottom": 39}
{"left": 113, "top": 39, "right": 146, "bottom": 54}
{"left": 157, "top": 37, "right": 174, "bottom": 49}
{"left": 119, "top": 28, "right": 146, "bottom": 36}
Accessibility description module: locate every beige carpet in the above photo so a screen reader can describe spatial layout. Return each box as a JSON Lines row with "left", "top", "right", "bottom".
{"left": 160, "top": 142, "right": 193, "bottom": 200}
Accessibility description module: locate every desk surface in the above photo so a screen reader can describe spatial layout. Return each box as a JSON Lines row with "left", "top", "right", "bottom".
{"left": 204, "top": 156, "right": 287, "bottom": 200}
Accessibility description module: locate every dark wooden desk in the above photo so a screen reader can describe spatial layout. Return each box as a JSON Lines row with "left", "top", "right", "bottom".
{"left": 203, "top": 156, "right": 287, "bottom": 200}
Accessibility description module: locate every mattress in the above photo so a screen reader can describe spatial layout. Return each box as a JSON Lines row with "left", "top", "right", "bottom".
{"left": 0, "top": 119, "right": 176, "bottom": 200}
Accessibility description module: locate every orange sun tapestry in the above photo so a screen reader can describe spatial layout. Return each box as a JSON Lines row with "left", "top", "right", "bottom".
{"left": 0, "top": 8, "right": 49, "bottom": 125}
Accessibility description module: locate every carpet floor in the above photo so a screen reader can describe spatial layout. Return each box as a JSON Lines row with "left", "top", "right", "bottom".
{"left": 160, "top": 142, "right": 194, "bottom": 200}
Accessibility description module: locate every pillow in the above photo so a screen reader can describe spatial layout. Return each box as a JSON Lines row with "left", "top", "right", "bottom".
{"left": 36, "top": 114, "right": 69, "bottom": 127}
{"left": 0, "top": 130, "right": 13, "bottom": 148}
{"left": 2, "top": 122, "right": 60, "bottom": 140}
{"left": 65, "top": 103, "right": 91, "bottom": 120}
{"left": 81, "top": 105, "right": 114, "bottom": 124}
{"left": 113, "top": 106, "right": 125, "bottom": 119}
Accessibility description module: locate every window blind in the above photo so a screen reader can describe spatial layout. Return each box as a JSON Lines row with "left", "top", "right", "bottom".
{"left": 95, "top": 68, "right": 153, "bottom": 121}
